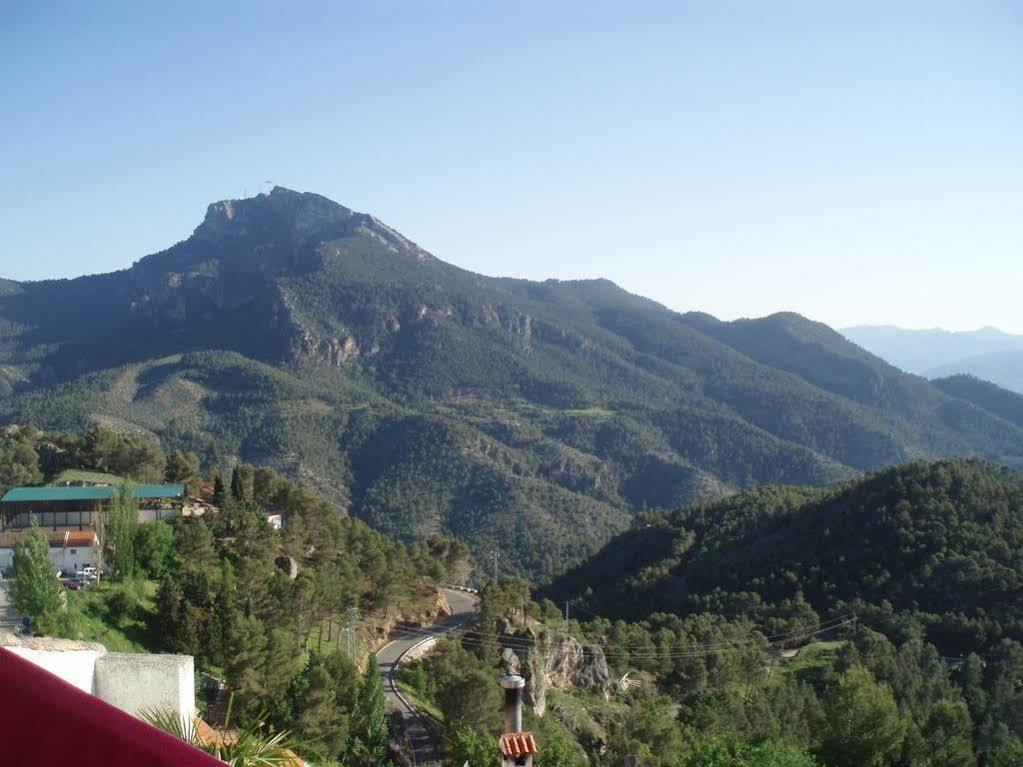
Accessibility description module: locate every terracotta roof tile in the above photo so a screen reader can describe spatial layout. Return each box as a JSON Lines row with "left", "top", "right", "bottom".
{"left": 54, "top": 531, "right": 98, "bottom": 548}
{"left": 0, "top": 528, "right": 98, "bottom": 549}
{"left": 499, "top": 731, "right": 538, "bottom": 757}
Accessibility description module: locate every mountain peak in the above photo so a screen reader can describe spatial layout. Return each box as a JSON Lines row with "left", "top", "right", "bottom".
{"left": 197, "top": 187, "right": 359, "bottom": 242}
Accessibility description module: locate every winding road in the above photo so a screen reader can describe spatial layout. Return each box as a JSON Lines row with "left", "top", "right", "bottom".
{"left": 377, "top": 588, "right": 478, "bottom": 767}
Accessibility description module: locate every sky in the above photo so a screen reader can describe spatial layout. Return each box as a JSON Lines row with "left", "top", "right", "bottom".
{"left": 1, "top": 1, "right": 1020, "bottom": 332}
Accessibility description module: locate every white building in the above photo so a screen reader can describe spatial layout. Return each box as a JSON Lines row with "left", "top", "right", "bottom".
{"left": 0, "top": 529, "right": 99, "bottom": 577}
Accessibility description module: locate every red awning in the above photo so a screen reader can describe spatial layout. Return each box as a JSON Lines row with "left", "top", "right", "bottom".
{"left": 0, "top": 647, "right": 225, "bottom": 767}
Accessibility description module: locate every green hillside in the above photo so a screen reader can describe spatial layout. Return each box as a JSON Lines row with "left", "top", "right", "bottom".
{"left": 932, "top": 374, "right": 1023, "bottom": 430}
{"left": 2, "top": 188, "right": 1023, "bottom": 579}
{"left": 544, "top": 459, "right": 1023, "bottom": 652}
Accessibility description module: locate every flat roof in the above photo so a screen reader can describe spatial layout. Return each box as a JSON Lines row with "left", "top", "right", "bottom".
{"left": 1, "top": 484, "right": 185, "bottom": 504}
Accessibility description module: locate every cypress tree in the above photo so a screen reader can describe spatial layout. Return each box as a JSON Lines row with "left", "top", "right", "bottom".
{"left": 230, "top": 465, "right": 245, "bottom": 502}
{"left": 212, "top": 471, "right": 226, "bottom": 507}
{"left": 105, "top": 480, "right": 139, "bottom": 580}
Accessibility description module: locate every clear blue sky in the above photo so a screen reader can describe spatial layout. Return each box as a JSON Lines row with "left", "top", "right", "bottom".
{"left": 2, "top": 1, "right": 1020, "bottom": 332}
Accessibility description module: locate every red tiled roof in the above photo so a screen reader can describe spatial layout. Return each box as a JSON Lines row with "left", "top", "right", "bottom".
{"left": 0, "top": 528, "right": 98, "bottom": 549}
{"left": 49, "top": 531, "right": 98, "bottom": 548}
{"left": 0, "top": 647, "right": 224, "bottom": 767}
{"left": 499, "top": 731, "right": 538, "bottom": 757}
{"left": 195, "top": 718, "right": 238, "bottom": 746}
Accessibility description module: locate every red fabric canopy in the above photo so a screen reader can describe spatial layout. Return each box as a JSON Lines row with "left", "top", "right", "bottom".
{"left": 0, "top": 646, "right": 225, "bottom": 766}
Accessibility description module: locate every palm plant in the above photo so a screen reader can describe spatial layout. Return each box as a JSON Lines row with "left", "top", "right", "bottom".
{"left": 140, "top": 701, "right": 301, "bottom": 767}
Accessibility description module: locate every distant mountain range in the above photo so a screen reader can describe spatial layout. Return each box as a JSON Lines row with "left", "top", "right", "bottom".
{"left": 1, "top": 187, "right": 1022, "bottom": 579}
{"left": 842, "top": 325, "right": 1023, "bottom": 394}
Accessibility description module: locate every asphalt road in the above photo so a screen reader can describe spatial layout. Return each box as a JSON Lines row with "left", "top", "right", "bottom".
{"left": 377, "top": 588, "right": 478, "bottom": 767}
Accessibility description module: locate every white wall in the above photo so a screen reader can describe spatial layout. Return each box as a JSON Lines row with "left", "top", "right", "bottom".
{"left": 52, "top": 546, "right": 97, "bottom": 576}
{"left": 6, "top": 644, "right": 103, "bottom": 696}
{"left": 0, "top": 545, "right": 98, "bottom": 577}
{"left": 1, "top": 635, "right": 195, "bottom": 719}
{"left": 94, "top": 653, "right": 194, "bottom": 718}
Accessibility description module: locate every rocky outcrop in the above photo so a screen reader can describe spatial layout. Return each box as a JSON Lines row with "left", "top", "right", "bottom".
{"left": 366, "top": 589, "right": 453, "bottom": 655}
{"left": 196, "top": 187, "right": 360, "bottom": 249}
{"left": 296, "top": 332, "right": 360, "bottom": 366}
{"left": 274, "top": 555, "right": 299, "bottom": 580}
{"left": 498, "top": 622, "right": 611, "bottom": 716}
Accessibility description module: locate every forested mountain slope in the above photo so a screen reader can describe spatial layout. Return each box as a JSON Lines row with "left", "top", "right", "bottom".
{"left": 2, "top": 188, "right": 1022, "bottom": 578}
{"left": 544, "top": 459, "right": 1023, "bottom": 652}
{"left": 932, "top": 374, "right": 1023, "bottom": 429}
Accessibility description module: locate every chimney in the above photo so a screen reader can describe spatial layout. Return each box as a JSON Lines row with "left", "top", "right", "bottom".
{"left": 498, "top": 674, "right": 537, "bottom": 766}
{"left": 500, "top": 674, "right": 525, "bottom": 733}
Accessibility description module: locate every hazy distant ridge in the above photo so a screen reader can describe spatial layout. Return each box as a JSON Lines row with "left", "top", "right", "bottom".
{"left": 843, "top": 325, "right": 1023, "bottom": 394}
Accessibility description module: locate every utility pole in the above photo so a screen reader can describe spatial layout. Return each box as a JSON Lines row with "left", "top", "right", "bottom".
{"left": 346, "top": 606, "right": 359, "bottom": 660}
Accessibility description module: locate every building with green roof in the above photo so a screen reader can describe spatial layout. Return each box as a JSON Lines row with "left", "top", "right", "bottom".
{"left": 0, "top": 484, "right": 185, "bottom": 530}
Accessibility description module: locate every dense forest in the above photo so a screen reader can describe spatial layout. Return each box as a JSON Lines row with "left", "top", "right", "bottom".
{"left": 1, "top": 188, "right": 1022, "bottom": 579}
{"left": 7, "top": 428, "right": 1023, "bottom": 765}
{"left": 932, "top": 376, "right": 1023, "bottom": 431}
{"left": 400, "top": 576, "right": 1023, "bottom": 767}
{"left": 544, "top": 461, "right": 1023, "bottom": 650}
{"left": 3, "top": 424, "right": 469, "bottom": 766}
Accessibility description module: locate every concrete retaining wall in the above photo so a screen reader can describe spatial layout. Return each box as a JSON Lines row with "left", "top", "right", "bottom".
{"left": 94, "top": 652, "right": 194, "bottom": 717}
{"left": 1, "top": 633, "right": 195, "bottom": 718}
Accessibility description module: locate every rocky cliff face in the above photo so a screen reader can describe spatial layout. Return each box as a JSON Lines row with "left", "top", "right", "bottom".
{"left": 497, "top": 619, "right": 611, "bottom": 716}
{"left": 90, "top": 187, "right": 427, "bottom": 369}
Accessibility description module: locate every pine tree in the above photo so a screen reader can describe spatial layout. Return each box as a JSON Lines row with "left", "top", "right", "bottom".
{"left": 225, "top": 614, "right": 269, "bottom": 719}
{"left": 818, "top": 667, "right": 906, "bottom": 767}
{"left": 292, "top": 656, "right": 347, "bottom": 761}
{"left": 164, "top": 450, "right": 201, "bottom": 495}
{"left": 350, "top": 654, "right": 390, "bottom": 767}
{"left": 156, "top": 575, "right": 199, "bottom": 656}
{"left": 10, "top": 525, "right": 64, "bottom": 620}
{"left": 209, "top": 559, "right": 237, "bottom": 666}
{"left": 920, "top": 699, "right": 976, "bottom": 767}
{"left": 174, "top": 517, "right": 217, "bottom": 571}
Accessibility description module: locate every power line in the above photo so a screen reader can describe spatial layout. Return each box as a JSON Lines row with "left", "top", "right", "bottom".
{"left": 355, "top": 603, "right": 856, "bottom": 656}
{"left": 379, "top": 620, "right": 856, "bottom": 661}
{"left": 369, "top": 616, "right": 858, "bottom": 661}
{"left": 358, "top": 607, "right": 854, "bottom": 653}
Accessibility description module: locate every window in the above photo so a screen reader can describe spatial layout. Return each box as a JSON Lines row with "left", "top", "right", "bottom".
{"left": 69, "top": 549, "right": 77, "bottom": 555}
